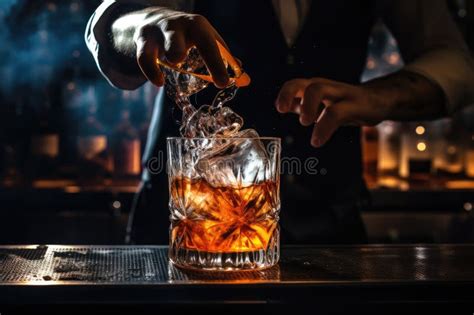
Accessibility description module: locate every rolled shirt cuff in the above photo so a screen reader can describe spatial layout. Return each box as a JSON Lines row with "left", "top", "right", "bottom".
{"left": 86, "top": 0, "right": 193, "bottom": 89}
{"left": 403, "top": 48, "right": 474, "bottom": 114}
{"left": 86, "top": 0, "right": 151, "bottom": 90}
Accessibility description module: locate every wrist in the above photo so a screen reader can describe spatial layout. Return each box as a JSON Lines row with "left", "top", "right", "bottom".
{"left": 360, "top": 83, "right": 393, "bottom": 122}
{"left": 361, "top": 70, "right": 446, "bottom": 121}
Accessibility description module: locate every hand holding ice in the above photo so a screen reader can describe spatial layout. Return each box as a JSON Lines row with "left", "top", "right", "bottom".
{"left": 162, "top": 45, "right": 269, "bottom": 188}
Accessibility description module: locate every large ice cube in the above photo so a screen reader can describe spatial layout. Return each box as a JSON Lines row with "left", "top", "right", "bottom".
{"left": 181, "top": 105, "right": 243, "bottom": 138}
{"left": 196, "top": 129, "right": 270, "bottom": 187}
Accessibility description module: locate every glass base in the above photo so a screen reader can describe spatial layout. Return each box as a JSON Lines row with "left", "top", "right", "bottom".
{"left": 169, "top": 228, "right": 280, "bottom": 271}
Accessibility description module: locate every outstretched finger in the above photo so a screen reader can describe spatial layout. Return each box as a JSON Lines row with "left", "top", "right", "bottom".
{"left": 275, "top": 79, "right": 311, "bottom": 113}
{"left": 311, "top": 104, "right": 344, "bottom": 147}
{"left": 300, "top": 84, "right": 342, "bottom": 126}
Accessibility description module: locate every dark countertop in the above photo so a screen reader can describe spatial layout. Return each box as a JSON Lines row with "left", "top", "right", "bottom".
{"left": 1, "top": 244, "right": 474, "bottom": 311}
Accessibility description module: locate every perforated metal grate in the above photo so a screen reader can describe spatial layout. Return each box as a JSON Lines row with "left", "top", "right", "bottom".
{"left": 0, "top": 245, "right": 281, "bottom": 284}
{"left": 0, "top": 246, "right": 164, "bottom": 283}
{"left": 1, "top": 245, "right": 474, "bottom": 285}
{"left": 2, "top": 245, "right": 474, "bottom": 306}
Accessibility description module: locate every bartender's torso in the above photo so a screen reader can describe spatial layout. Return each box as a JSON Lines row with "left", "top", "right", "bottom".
{"left": 144, "top": 0, "right": 376, "bottom": 243}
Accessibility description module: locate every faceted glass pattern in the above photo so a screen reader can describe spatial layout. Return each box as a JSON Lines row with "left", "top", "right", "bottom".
{"left": 167, "top": 137, "right": 281, "bottom": 271}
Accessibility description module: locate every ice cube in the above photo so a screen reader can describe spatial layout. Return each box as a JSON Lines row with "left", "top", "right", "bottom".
{"left": 196, "top": 129, "right": 270, "bottom": 188}
{"left": 182, "top": 105, "right": 244, "bottom": 139}
{"left": 162, "top": 47, "right": 210, "bottom": 105}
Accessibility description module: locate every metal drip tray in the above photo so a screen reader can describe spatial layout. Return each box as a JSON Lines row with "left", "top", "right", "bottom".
{"left": 0, "top": 246, "right": 167, "bottom": 283}
{"left": 1, "top": 245, "right": 474, "bottom": 306}
{"left": 0, "top": 245, "right": 280, "bottom": 284}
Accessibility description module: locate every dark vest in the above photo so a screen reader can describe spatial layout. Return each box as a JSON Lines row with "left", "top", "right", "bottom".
{"left": 142, "top": 0, "right": 376, "bottom": 243}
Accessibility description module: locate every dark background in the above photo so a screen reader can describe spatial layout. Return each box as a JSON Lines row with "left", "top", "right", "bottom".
{"left": 0, "top": 0, "right": 473, "bottom": 245}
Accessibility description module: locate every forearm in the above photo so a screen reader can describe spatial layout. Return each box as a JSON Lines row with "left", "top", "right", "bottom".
{"left": 362, "top": 70, "right": 447, "bottom": 122}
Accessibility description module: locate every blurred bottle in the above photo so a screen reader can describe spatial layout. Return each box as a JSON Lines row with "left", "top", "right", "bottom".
{"left": 362, "top": 126, "right": 379, "bottom": 180}
{"left": 466, "top": 134, "right": 474, "bottom": 178}
{"left": 77, "top": 102, "right": 111, "bottom": 179}
{"left": 0, "top": 97, "right": 23, "bottom": 185}
{"left": 60, "top": 66, "right": 88, "bottom": 179}
{"left": 460, "top": 103, "right": 474, "bottom": 178}
{"left": 399, "top": 123, "right": 433, "bottom": 181}
{"left": 111, "top": 108, "right": 141, "bottom": 178}
{"left": 377, "top": 121, "right": 400, "bottom": 176}
{"left": 0, "top": 93, "right": 27, "bottom": 185}
{"left": 0, "top": 145, "right": 19, "bottom": 184}
{"left": 28, "top": 93, "right": 59, "bottom": 179}
{"left": 432, "top": 118, "right": 465, "bottom": 177}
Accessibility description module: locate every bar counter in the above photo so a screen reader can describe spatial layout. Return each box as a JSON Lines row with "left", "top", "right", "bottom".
{"left": 1, "top": 244, "right": 474, "bottom": 312}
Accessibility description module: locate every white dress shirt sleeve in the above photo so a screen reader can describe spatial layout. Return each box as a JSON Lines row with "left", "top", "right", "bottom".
{"left": 85, "top": 0, "right": 192, "bottom": 90}
{"left": 379, "top": 0, "right": 474, "bottom": 113}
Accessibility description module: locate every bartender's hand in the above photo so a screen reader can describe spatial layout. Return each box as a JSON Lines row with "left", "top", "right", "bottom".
{"left": 112, "top": 7, "right": 230, "bottom": 87}
{"left": 276, "top": 72, "right": 446, "bottom": 147}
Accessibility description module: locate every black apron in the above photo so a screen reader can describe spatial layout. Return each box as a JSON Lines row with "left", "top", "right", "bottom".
{"left": 127, "top": 0, "right": 376, "bottom": 245}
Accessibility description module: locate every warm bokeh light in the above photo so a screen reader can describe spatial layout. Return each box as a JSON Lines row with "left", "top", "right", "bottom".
{"left": 447, "top": 145, "right": 457, "bottom": 155}
{"left": 417, "top": 142, "right": 427, "bottom": 152}
{"left": 464, "top": 202, "right": 473, "bottom": 212}
{"left": 387, "top": 52, "right": 400, "bottom": 65}
{"left": 112, "top": 200, "right": 121, "bottom": 209}
{"left": 366, "top": 57, "right": 376, "bottom": 69}
{"left": 415, "top": 125, "right": 425, "bottom": 135}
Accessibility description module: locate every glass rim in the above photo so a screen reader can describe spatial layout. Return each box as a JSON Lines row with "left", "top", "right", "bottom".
{"left": 167, "top": 136, "right": 281, "bottom": 141}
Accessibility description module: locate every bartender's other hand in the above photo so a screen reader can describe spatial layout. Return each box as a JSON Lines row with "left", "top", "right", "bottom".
{"left": 115, "top": 8, "right": 230, "bottom": 87}
{"left": 276, "top": 78, "right": 384, "bottom": 147}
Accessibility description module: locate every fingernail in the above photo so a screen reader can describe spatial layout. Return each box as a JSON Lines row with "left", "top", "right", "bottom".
{"left": 311, "top": 138, "right": 322, "bottom": 148}
{"left": 214, "top": 82, "right": 226, "bottom": 89}
{"left": 300, "top": 116, "right": 311, "bottom": 126}
{"left": 299, "top": 116, "right": 306, "bottom": 125}
{"left": 276, "top": 101, "right": 285, "bottom": 113}
{"left": 213, "top": 76, "right": 230, "bottom": 89}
